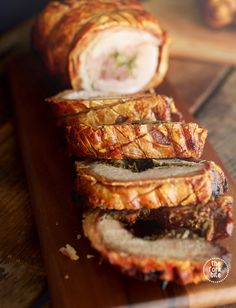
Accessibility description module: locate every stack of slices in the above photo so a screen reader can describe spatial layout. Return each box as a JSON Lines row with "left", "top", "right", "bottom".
{"left": 47, "top": 90, "right": 233, "bottom": 285}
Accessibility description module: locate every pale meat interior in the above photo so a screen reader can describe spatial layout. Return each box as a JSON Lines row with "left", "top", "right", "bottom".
{"left": 90, "top": 159, "right": 205, "bottom": 181}
{"left": 57, "top": 89, "right": 105, "bottom": 100}
{"left": 79, "top": 27, "right": 160, "bottom": 94}
{"left": 55, "top": 89, "right": 134, "bottom": 102}
{"left": 97, "top": 215, "right": 221, "bottom": 261}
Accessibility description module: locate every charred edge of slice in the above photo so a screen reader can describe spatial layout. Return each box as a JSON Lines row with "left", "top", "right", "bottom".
{"left": 105, "top": 196, "right": 234, "bottom": 241}
{"left": 74, "top": 158, "right": 227, "bottom": 210}
{"left": 82, "top": 209, "right": 230, "bottom": 285}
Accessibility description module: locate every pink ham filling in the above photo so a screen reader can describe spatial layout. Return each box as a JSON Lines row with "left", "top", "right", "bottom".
{"left": 100, "top": 55, "right": 134, "bottom": 81}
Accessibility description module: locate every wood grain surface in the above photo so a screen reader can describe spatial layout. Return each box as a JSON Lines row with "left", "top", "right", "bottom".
{"left": 167, "top": 59, "right": 236, "bottom": 182}
{"left": 144, "top": 0, "right": 236, "bottom": 65}
{"left": 6, "top": 54, "right": 236, "bottom": 308}
{"left": 196, "top": 70, "right": 236, "bottom": 181}
{"left": 0, "top": 53, "right": 47, "bottom": 307}
{"left": 167, "top": 58, "right": 232, "bottom": 114}
{"left": 0, "top": 121, "right": 46, "bottom": 307}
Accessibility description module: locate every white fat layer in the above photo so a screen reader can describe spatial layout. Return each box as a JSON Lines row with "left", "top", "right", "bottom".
{"left": 90, "top": 160, "right": 204, "bottom": 181}
{"left": 59, "top": 90, "right": 131, "bottom": 100}
{"left": 61, "top": 90, "right": 105, "bottom": 100}
{"left": 97, "top": 216, "right": 220, "bottom": 260}
{"left": 79, "top": 27, "right": 159, "bottom": 94}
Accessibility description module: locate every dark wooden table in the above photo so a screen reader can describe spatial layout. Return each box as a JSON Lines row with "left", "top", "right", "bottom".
{"left": 0, "top": 2, "right": 236, "bottom": 307}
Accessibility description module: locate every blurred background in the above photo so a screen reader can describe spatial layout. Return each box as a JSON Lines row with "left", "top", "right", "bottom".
{"left": 0, "top": 0, "right": 48, "bottom": 33}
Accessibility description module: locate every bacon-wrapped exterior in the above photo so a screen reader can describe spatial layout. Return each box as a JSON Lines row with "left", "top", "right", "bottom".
{"left": 107, "top": 196, "right": 233, "bottom": 241}
{"left": 205, "top": 0, "right": 236, "bottom": 27}
{"left": 75, "top": 159, "right": 227, "bottom": 210}
{"left": 82, "top": 209, "right": 230, "bottom": 285}
{"left": 34, "top": 0, "right": 169, "bottom": 93}
{"left": 66, "top": 121, "right": 207, "bottom": 159}
{"left": 47, "top": 91, "right": 182, "bottom": 125}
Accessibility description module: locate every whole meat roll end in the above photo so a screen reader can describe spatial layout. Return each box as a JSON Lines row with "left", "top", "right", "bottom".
{"left": 34, "top": 0, "right": 169, "bottom": 94}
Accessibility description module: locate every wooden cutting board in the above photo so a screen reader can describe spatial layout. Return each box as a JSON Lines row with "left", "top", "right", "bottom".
{"left": 144, "top": 0, "right": 236, "bottom": 65}
{"left": 7, "top": 54, "right": 236, "bottom": 308}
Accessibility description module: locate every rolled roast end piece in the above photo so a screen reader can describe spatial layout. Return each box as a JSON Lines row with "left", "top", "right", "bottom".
{"left": 34, "top": 0, "right": 169, "bottom": 93}
{"left": 73, "top": 27, "right": 166, "bottom": 94}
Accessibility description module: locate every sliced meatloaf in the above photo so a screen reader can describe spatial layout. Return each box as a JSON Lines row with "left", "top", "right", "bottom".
{"left": 75, "top": 159, "right": 227, "bottom": 210}
{"left": 83, "top": 209, "right": 229, "bottom": 285}
{"left": 66, "top": 121, "right": 207, "bottom": 159}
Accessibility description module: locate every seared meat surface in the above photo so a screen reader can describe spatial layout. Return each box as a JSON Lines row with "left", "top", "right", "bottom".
{"left": 67, "top": 122, "right": 207, "bottom": 159}
{"left": 75, "top": 159, "right": 227, "bottom": 210}
{"left": 83, "top": 209, "right": 230, "bottom": 285}
{"left": 47, "top": 91, "right": 182, "bottom": 124}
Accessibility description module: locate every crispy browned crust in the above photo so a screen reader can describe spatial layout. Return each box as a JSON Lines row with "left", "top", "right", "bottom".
{"left": 33, "top": 0, "right": 169, "bottom": 90}
{"left": 33, "top": 2, "right": 70, "bottom": 54}
{"left": 107, "top": 196, "right": 233, "bottom": 241}
{"left": 82, "top": 209, "right": 229, "bottom": 285}
{"left": 46, "top": 90, "right": 109, "bottom": 116}
{"left": 75, "top": 160, "right": 227, "bottom": 210}
{"left": 66, "top": 122, "right": 207, "bottom": 159}
{"left": 204, "top": 0, "right": 236, "bottom": 27}
{"left": 52, "top": 95, "right": 182, "bottom": 125}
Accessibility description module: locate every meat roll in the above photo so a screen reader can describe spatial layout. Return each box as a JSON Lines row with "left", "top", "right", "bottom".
{"left": 34, "top": 0, "right": 169, "bottom": 94}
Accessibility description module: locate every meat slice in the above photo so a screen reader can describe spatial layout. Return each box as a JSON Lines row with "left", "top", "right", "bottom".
{"left": 33, "top": 0, "right": 169, "bottom": 93}
{"left": 83, "top": 209, "right": 230, "bottom": 285}
{"left": 47, "top": 91, "right": 182, "bottom": 124}
{"left": 107, "top": 196, "right": 233, "bottom": 241}
{"left": 75, "top": 159, "right": 227, "bottom": 210}
{"left": 66, "top": 121, "right": 207, "bottom": 159}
